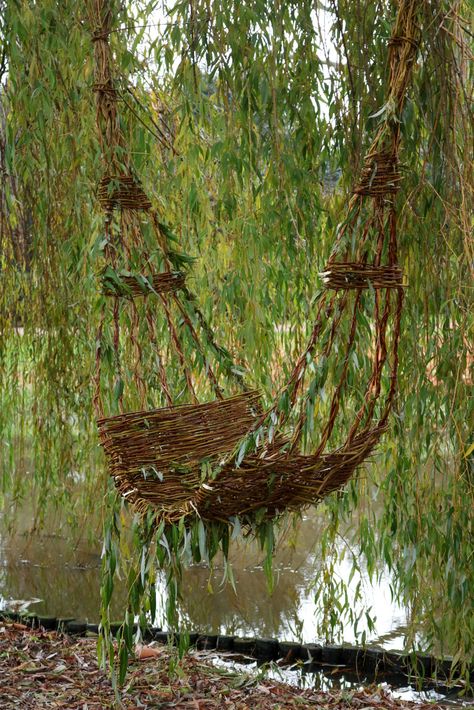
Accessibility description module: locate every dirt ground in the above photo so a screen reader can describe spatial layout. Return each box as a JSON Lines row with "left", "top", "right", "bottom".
{"left": 0, "top": 622, "right": 444, "bottom": 709}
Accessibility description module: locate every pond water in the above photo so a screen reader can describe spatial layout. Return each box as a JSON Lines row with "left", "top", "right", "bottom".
{"left": 0, "top": 509, "right": 408, "bottom": 647}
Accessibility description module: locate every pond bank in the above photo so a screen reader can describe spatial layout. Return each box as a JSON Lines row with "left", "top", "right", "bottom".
{"left": 0, "top": 621, "right": 448, "bottom": 709}
{"left": 1, "top": 613, "right": 471, "bottom": 707}
{"left": 1, "top": 609, "right": 465, "bottom": 688}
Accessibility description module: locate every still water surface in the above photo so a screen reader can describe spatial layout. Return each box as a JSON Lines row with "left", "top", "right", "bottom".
{"left": 0, "top": 509, "right": 409, "bottom": 649}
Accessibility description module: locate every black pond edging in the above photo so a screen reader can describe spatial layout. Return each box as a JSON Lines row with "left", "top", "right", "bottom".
{"left": 216, "top": 635, "right": 234, "bottom": 652}
{"left": 1, "top": 610, "right": 472, "bottom": 687}
{"left": 197, "top": 634, "right": 218, "bottom": 650}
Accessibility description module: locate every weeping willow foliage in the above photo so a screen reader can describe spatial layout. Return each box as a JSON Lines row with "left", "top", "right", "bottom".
{"left": 0, "top": 0, "right": 102, "bottom": 530}
{"left": 0, "top": 0, "right": 472, "bottom": 683}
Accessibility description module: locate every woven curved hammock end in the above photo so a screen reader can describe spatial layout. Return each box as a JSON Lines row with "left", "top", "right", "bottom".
{"left": 97, "top": 389, "right": 386, "bottom": 523}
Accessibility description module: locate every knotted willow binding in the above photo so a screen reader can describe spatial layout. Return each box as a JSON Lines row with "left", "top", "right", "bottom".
{"left": 89, "top": 0, "right": 420, "bottom": 523}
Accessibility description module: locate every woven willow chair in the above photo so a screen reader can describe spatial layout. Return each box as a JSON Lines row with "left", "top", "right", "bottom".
{"left": 90, "top": 0, "right": 419, "bottom": 524}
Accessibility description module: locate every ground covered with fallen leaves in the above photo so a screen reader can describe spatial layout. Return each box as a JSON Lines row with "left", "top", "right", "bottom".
{"left": 0, "top": 622, "right": 444, "bottom": 709}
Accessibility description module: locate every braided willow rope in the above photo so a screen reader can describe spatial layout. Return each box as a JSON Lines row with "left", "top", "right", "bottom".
{"left": 89, "top": 0, "right": 420, "bottom": 522}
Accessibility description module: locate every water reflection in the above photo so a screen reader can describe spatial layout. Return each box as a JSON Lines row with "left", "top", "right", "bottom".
{"left": 0, "top": 510, "right": 409, "bottom": 649}
{"left": 171, "top": 514, "right": 407, "bottom": 645}
{"left": 213, "top": 658, "right": 467, "bottom": 707}
{"left": 0, "top": 530, "right": 125, "bottom": 620}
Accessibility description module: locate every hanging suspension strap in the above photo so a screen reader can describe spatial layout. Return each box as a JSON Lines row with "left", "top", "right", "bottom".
{"left": 89, "top": 0, "right": 235, "bottom": 412}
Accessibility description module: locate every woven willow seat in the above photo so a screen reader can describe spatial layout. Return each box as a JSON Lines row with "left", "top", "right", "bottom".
{"left": 98, "top": 386, "right": 385, "bottom": 521}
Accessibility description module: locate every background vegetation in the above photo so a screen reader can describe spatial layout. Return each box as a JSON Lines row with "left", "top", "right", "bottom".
{"left": 0, "top": 0, "right": 472, "bottom": 678}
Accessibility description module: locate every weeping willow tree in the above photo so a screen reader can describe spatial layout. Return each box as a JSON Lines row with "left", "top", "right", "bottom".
{"left": 0, "top": 0, "right": 472, "bottom": 683}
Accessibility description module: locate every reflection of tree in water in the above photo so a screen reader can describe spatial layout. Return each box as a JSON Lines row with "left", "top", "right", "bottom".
{"left": 177, "top": 564, "right": 306, "bottom": 639}
{"left": 0, "top": 534, "right": 128, "bottom": 621}
{"left": 175, "top": 515, "right": 325, "bottom": 640}
{"left": 0, "top": 512, "right": 329, "bottom": 637}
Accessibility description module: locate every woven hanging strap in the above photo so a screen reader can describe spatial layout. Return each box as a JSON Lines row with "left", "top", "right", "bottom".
{"left": 89, "top": 0, "right": 231, "bottom": 417}
{"left": 250, "top": 0, "right": 420, "bottom": 455}
{"left": 326, "top": 0, "right": 420, "bottom": 439}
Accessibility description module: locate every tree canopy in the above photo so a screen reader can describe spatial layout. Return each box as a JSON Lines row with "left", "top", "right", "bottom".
{"left": 0, "top": 0, "right": 472, "bottom": 683}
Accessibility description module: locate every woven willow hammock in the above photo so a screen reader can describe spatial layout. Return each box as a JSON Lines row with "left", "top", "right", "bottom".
{"left": 89, "top": 0, "right": 420, "bottom": 524}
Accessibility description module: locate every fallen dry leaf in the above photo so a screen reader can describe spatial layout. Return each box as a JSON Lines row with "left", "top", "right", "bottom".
{"left": 135, "top": 644, "right": 163, "bottom": 660}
